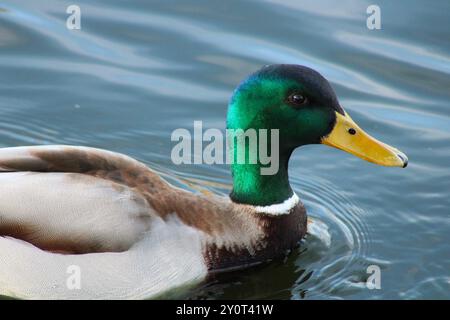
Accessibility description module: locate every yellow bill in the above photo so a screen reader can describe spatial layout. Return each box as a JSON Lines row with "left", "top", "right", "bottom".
{"left": 322, "top": 111, "right": 408, "bottom": 168}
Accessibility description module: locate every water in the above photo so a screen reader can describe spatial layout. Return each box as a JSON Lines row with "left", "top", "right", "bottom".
{"left": 0, "top": 0, "right": 449, "bottom": 299}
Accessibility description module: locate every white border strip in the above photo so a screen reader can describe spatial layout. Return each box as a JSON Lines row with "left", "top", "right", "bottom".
{"left": 254, "top": 193, "right": 299, "bottom": 215}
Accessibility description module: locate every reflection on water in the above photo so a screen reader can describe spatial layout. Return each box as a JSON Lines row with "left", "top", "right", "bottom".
{"left": 0, "top": 0, "right": 449, "bottom": 299}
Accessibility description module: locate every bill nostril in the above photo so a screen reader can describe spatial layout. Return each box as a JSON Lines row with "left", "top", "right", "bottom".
{"left": 348, "top": 128, "right": 356, "bottom": 135}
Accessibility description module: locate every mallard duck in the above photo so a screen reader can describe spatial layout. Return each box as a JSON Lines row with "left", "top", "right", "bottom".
{"left": 0, "top": 64, "right": 407, "bottom": 299}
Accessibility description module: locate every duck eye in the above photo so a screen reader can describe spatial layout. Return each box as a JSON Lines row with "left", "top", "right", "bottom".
{"left": 288, "top": 93, "right": 307, "bottom": 106}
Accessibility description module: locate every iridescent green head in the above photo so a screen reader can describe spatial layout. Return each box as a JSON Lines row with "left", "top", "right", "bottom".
{"left": 227, "top": 64, "right": 343, "bottom": 150}
{"left": 227, "top": 64, "right": 407, "bottom": 207}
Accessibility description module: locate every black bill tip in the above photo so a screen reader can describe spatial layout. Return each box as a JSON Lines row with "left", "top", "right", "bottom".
{"left": 397, "top": 153, "right": 408, "bottom": 168}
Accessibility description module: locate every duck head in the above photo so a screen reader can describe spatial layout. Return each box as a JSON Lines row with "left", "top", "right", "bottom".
{"left": 227, "top": 64, "right": 407, "bottom": 207}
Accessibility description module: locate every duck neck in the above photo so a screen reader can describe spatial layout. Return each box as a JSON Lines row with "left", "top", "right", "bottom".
{"left": 230, "top": 148, "right": 294, "bottom": 207}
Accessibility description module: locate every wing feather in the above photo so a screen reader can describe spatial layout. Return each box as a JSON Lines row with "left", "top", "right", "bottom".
{"left": 0, "top": 145, "right": 155, "bottom": 253}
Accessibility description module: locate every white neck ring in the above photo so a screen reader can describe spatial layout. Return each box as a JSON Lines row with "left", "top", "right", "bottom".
{"left": 254, "top": 193, "right": 299, "bottom": 215}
